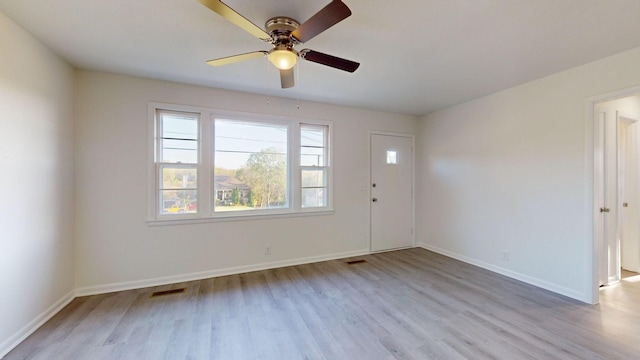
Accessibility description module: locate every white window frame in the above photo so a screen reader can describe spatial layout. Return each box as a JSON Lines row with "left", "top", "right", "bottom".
{"left": 212, "top": 116, "right": 292, "bottom": 217}
{"left": 147, "top": 102, "right": 333, "bottom": 224}
{"left": 300, "top": 123, "right": 331, "bottom": 209}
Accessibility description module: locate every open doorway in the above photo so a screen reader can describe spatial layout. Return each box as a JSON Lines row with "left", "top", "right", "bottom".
{"left": 594, "top": 94, "right": 640, "bottom": 290}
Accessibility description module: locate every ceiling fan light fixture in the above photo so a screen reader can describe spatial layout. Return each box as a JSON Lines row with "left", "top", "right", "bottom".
{"left": 269, "top": 49, "right": 297, "bottom": 70}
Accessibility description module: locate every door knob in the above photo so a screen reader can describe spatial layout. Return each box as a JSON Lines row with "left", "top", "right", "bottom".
{"left": 372, "top": 198, "right": 378, "bottom": 202}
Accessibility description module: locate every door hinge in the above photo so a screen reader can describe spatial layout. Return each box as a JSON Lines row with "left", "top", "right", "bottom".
{"left": 600, "top": 207, "right": 611, "bottom": 213}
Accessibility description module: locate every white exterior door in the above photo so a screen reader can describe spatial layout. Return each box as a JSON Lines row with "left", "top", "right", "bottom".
{"left": 370, "top": 134, "right": 414, "bottom": 252}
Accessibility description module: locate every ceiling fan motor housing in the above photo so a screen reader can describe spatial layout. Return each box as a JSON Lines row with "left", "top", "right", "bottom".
{"left": 265, "top": 17, "right": 300, "bottom": 48}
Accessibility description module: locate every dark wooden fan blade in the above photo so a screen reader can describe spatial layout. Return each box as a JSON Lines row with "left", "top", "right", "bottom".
{"left": 299, "top": 49, "right": 359, "bottom": 72}
{"left": 206, "top": 51, "right": 268, "bottom": 66}
{"left": 291, "top": 1, "right": 351, "bottom": 43}
{"left": 280, "top": 68, "right": 295, "bottom": 88}
{"left": 199, "top": 0, "right": 271, "bottom": 41}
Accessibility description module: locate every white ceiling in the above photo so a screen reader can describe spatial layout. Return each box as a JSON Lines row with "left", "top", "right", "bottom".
{"left": 2, "top": 0, "right": 640, "bottom": 116}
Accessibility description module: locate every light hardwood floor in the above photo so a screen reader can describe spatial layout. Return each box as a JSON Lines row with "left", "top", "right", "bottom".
{"left": 5, "top": 248, "right": 640, "bottom": 359}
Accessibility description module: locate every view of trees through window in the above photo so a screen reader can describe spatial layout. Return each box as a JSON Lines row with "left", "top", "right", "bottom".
{"left": 214, "top": 119, "right": 288, "bottom": 212}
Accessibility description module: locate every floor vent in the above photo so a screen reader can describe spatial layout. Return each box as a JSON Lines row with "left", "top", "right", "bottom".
{"left": 150, "top": 288, "right": 186, "bottom": 298}
{"left": 346, "top": 259, "right": 367, "bottom": 265}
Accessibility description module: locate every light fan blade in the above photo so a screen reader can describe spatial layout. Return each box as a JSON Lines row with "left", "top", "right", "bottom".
{"left": 291, "top": 1, "right": 351, "bottom": 43}
{"left": 206, "top": 51, "right": 268, "bottom": 66}
{"left": 199, "top": 0, "right": 271, "bottom": 41}
{"left": 299, "top": 49, "right": 359, "bottom": 72}
{"left": 280, "top": 68, "right": 295, "bottom": 88}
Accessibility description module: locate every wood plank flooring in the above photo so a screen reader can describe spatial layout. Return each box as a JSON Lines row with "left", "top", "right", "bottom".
{"left": 5, "top": 248, "right": 640, "bottom": 359}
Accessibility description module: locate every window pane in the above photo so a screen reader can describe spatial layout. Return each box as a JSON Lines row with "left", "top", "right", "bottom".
{"left": 386, "top": 150, "right": 398, "bottom": 165}
{"left": 300, "top": 125, "right": 327, "bottom": 167}
{"left": 302, "top": 169, "right": 326, "bottom": 188}
{"left": 156, "top": 109, "right": 199, "bottom": 217}
{"left": 162, "top": 139, "right": 197, "bottom": 163}
{"left": 163, "top": 115, "right": 197, "bottom": 140}
{"left": 302, "top": 188, "right": 326, "bottom": 208}
{"left": 301, "top": 147, "right": 324, "bottom": 166}
{"left": 160, "top": 190, "right": 198, "bottom": 214}
{"left": 160, "top": 111, "right": 198, "bottom": 164}
{"left": 161, "top": 166, "right": 197, "bottom": 189}
{"left": 215, "top": 119, "right": 288, "bottom": 212}
{"left": 300, "top": 127, "right": 325, "bottom": 147}
{"left": 301, "top": 125, "right": 328, "bottom": 209}
{"left": 160, "top": 166, "right": 197, "bottom": 215}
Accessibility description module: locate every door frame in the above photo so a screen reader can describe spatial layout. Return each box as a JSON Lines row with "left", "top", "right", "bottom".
{"left": 618, "top": 114, "right": 640, "bottom": 274}
{"left": 587, "top": 85, "right": 640, "bottom": 304}
{"left": 368, "top": 131, "right": 416, "bottom": 253}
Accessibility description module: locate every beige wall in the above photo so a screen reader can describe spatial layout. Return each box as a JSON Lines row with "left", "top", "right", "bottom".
{"left": 0, "top": 11, "right": 75, "bottom": 357}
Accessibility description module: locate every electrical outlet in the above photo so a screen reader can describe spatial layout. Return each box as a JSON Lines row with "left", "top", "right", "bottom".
{"left": 501, "top": 250, "right": 509, "bottom": 261}
{"left": 265, "top": 245, "right": 271, "bottom": 255}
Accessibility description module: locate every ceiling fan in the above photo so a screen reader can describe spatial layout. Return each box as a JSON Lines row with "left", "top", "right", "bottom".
{"left": 199, "top": 0, "right": 360, "bottom": 89}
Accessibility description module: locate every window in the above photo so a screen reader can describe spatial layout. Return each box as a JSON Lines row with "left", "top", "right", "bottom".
{"left": 215, "top": 119, "right": 288, "bottom": 212}
{"left": 155, "top": 110, "right": 199, "bottom": 216}
{"left": 149, "top": 103, "right": 332, "bottom": 222}
{"left": 386, "top": 150, "right": 398, "bottom": 165}
{"left": 301, "top": 124, "right": 328, "bottom": 208}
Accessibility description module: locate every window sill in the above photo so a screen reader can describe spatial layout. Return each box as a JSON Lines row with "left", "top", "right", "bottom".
{"left": 147, "top": 209, "right": 335, "bottom": 226}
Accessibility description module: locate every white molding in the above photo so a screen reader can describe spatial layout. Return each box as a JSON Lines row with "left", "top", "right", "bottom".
{"left": 617, "top": 112, "right": 640, "bottom": 123}
{"left": 415, "top": 242, "right": 590, "bottom": 303}
{"left": 0, "top": 290, "right": 76, "bottom": 359}
{"left": 76, "top": 249, "right": 369, "bottom": 296}
{"left": 147, "top": 209, "right": 335, "bottom": 226}
{"left": 2, "top": 249, "right": 369, "bottom": 356}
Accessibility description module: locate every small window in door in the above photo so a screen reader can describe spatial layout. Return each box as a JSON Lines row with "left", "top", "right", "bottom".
{"left": 386, "top": 150, "right": 398, "bottom": 164}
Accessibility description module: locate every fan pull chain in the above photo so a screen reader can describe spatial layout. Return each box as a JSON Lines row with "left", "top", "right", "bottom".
{"left": 296, "top": 63, "right": 300, "bottom": 110}
{"left": 265, "top": 56, "right": 271, "bottom": 106}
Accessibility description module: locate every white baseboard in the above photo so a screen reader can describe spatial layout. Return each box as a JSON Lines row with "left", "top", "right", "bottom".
{"left": 0, "top": 244, "right": 592, "bottom": 358}
{"left": 76, "top": 249, "right": 370, "bottom": 296}
{"left": 2, "top": 249, "right": 370, "bottom": 358}
{"left": 415, "top": 242, "right": 589, "bottom": 303}
{"left": 0, "top": 290, "right": 75, "bottom": 359}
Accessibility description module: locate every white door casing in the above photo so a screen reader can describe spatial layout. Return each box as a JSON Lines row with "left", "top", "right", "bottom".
{"left": 594, "top": 111, "right": 608, "bottom": 285}
{"left": 595, "top": 107, "right": 624, "bottom": 285}
{"left": 619, "top": 116, "right": 640, "bottom": 272}
{"left": 606, "top": 111, "right": 620, "bottom": 284}
{"left": 370, "top": 133, "right": 414, "bottom": 252}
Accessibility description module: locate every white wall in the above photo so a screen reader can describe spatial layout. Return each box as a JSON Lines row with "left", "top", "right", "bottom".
{"left": 0, "top": 11, "right": 75, "bottom": 357}
{"left": 74, "top": 71, "right": 417, "bottom": 293}
{"left": 416, "top": 46, "right": 640, "bottom": 303}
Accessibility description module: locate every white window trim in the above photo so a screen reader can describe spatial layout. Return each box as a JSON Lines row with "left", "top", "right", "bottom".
{"left": 299, "top": 123, "right": 331, "bottom": 209}
{"left": 153, "top": 109, "right": 201, "bottom": 221}
{"left": 147, "top": 102, "right": 334, "bottom": 225}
